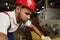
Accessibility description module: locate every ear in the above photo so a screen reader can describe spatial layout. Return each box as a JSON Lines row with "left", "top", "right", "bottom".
{"left": 16, "top": 6, "right": 21, "bottom": 13}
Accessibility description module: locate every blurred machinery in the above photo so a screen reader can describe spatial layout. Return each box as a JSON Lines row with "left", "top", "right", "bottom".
{"left": 36, "top": 0, "right": 60, "bottom": 38}
{"left": 38, "top": 3, "right": 60, "bottom": 38}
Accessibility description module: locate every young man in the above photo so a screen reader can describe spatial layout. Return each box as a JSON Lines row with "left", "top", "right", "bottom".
{"left": 0, "top": 0, "right": 52, "bottom": 40}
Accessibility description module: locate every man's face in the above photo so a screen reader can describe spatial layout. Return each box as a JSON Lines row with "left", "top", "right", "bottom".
{"left": 19, "top": 8, "right": 32, "bottom": 22}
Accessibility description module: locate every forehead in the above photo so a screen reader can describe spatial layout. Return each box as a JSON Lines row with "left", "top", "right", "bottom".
{"left": 21, "top": 8, "right": 32, "bottom": 14}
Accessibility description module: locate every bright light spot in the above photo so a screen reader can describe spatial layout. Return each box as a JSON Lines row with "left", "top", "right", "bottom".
{"left": 7, "top": 7, "right": 9, "bottom": 9}
{"left": 5, "top": 3, "right": 8, "bottom": 5}
{"left": 42, "top": 6, "right": 44, "bottom": 8}
{"left": 50, "top": 3, "right": 53, "bottom": 5}
{"left": 37, "top": 12, "right": 40, "bottom": 14}
{"left": 36, "top": 9, "right": 39, "bottom": 11}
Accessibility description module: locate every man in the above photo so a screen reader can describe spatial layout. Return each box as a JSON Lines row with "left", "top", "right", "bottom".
{"left": 0, "top": 0, "right": 52, "bottom": 40}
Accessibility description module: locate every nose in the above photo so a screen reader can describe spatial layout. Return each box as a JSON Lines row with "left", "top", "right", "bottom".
{"left": 27, "top": 15, "right": 30, "bottom": 19}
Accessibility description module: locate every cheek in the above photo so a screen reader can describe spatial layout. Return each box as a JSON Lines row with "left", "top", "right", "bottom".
{"left": 22, "top": 15, "right": 27, "bottom": 19}
{"left": 22, "top": 13, "right": 27, "bottom": 17}
{"left": 20, "top": 13, "right": 26, "bottom": 19}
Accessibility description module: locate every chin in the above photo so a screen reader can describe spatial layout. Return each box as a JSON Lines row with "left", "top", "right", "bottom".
{"left": 22, "top": 20, "right": 26, "bottom": 22}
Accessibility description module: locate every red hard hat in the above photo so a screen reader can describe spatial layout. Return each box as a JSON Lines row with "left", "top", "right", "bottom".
{"left": 15, "top": 0, "right": 36, "bottom": 12}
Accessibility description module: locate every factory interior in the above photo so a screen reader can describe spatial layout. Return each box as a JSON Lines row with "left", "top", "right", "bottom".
{"left": 0, "top": 0, "right": 60, "bottom": 40}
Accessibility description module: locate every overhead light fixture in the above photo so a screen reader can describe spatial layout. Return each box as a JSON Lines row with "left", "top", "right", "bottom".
{"left": 42, "top": 6, "right": 44, "bottom": 8}
{"left": 7, "top": 7, "right": 9, "bottom": 9}
{"left": 36, "top": 9, "right": 39, "bottom": 11}
{"left": 5, "top": 3, "right": 8, "bottom": 5}
{"left": 50, "top": 3, "right": 53, "bottom": 5}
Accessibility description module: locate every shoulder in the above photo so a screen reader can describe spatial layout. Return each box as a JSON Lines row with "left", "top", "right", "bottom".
{"left": 0, "top": 12, "right": 9, "bottom": 19}
{"left": 0, "top": 12, "right": 10, "bottom": 24}
{"left": 7, "top": 10, "right": 15, "bottom": 18}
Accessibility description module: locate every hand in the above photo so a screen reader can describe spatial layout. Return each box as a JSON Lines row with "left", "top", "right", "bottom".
{"left": 41, "top": 35, "right": 52, "bottom": 40}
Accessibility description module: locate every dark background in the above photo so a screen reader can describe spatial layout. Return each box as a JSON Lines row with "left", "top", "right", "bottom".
{"left": 0, "top": 0, "right": 60, "bottom": 12}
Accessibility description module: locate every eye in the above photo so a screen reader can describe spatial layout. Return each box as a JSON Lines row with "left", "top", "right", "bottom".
{"left": 25, "top": 12, "right": 30, "bottom": 15}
